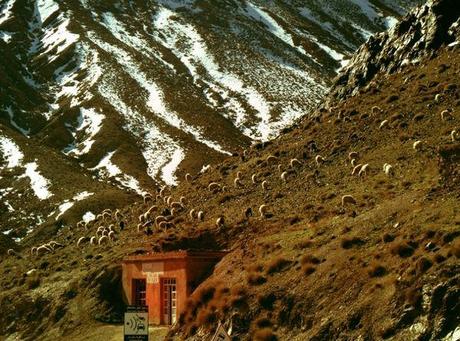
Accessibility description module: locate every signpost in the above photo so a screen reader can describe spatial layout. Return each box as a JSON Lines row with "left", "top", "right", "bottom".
{"left": 124, "top": 306, "right": 149, "bottom": 341}
{"left": 211, "top": 322, "right": 231, "bottom": 341}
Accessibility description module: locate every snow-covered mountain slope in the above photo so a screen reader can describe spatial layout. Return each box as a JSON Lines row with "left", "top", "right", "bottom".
{"left": 0, "top": 0, "right": 421, "bottom": 239}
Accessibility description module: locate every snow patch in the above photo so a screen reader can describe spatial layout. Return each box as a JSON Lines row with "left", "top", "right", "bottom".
{"left": 35, "top": 0, "right": 59, "bottom": 24}
{"left": 161, "top": 148, "right": 185, "bottom": 187}
{"left": 82, "top": 211, "right": 96, "bottom": 223}
{"left": 0, "top": 0, "right": 15, "bottom": 25}
{"left": 0, "top": 31, "right": 13, "bottom": 43}
{"left": 0, "top": 136, "right": 24, "bottom": 168}
{"left": 22, "top": 162, "right": 53, "bottom": 200}
{"left": 5, "top": 106, "right": 30, "bottom": 136}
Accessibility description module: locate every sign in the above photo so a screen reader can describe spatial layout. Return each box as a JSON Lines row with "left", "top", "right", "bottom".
{"left": 211, "top": 322, "right": 231, "bottom": 341}
{"left": 124, "top": 306, "right": 148, "bottom": 341}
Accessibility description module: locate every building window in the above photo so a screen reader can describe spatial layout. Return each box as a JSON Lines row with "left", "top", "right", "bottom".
{"left": 161, "top": 278, "right": 177, "bottom": 325}
{"left": 133, "top": 279, "right": 146, "bottom": 307}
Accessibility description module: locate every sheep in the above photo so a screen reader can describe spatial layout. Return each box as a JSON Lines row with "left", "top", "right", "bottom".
{"left": 251, "top": 174, "right": 258, "bottom": 184}
{"left": 266, "top": 155, "right": 278, "bottom": 164}
{"left": 147, "top": 205, "right": 158, "bottom": 215}
{"left": 216, "top": 216, "right": 225, "bottom": 228}
{"left": 261, "top": 180, "right": 269, "bottom": 191}
{"left": 36, "top": 245, "right": 51, "bottom": 255}
{"left": 7, "top": 249, "right": 19, "bottom": 257}
{"left": 180, "top": 196, "right": 187, "bottom": 206}
{"left": 234, "top": 177, "right": 243, "bottom": 188}
{"left": 170, "top": 201, "right": 183, "bottom": 210}
{"left": 185, "top": 173, "right": 192, "bottom": 183}
{"left": 164, "top": 195, "right": 171, "bottom": 204}
{"left": 351, "top": 158, "right": 357, "bottom": 167}
{"left": 280, "top": 171, "right": 288, "bottom": 182}
{"left": 341, "top": 195, "right": 357, "bottom": 206}
{"left": 102, "top": 211, "right": 111, "bottom": 221}
{"left": 137, "top": 224, "right": 143, "bottom": 233}
{"left": 47, "top": 241, "right": 63, "bottom": 250}
{"left": 372, "top": 106, "right": 382, "bottom": 114}
{"left": 451, "top": 130, "right": 458, "bottom": 142}
{"left": 290, "top": 158, "right": 302, "bottom": 168}
{"left": 98, "top": 236, "right": 109, "bottom": 245}
{"left": 315, "top": 155, "right": 325, "bottom": 166}
{"left": 155, "top": 216, "right": 167, "bottom": 226}
{"left": 383, "top": 163, "right": 394, "bottom": 176}
{"left": 159, "top": 221, "right": 169, "bottom": 230}
{"left": 138, "top": 214, "right": 146, "bottom": 223}
{"left": 77, "top": 237, "right": 88, "bottom": 247}
{"left": 189, "top": 209, "right": 196, "bottom": 220}
{"left": 348, "top": 152, "right": 359, "bottom": 161}
{"left": 440, "top": 109, "right": 453, "bottom": 121}
{"left": 277, "top": 164, "right": 283, "bottom": 173}
{"left": 31, "top": 247, "right": 37, "bottom": 256}
{"left": 156, "top": 195, "right": 162, "bottom": 202}
{"left": 108, "top": 231, "right": 116, "bottom": 241}
{"left": 171, "top": 208, "right": 177, "bottom": 217}
{"left": 115, "top": 209, "right": 123, "bottom": 221}
{"left": 90, "top": 236, "right": 97, "bottom": 245}
{"left": 351, "top": 164, "right": 363, "bottom": 176}
{"left": 434, "top": 94, "right": 444, "bottom": 103}
{"left": 198, "top": 211, "right": 205, "bottom": 221}
{"left": 236, "top": 171, "right": 243, "bottom": 179}
{"left": 379, "top": 120, "right": 389, "bottom": 129}
{"left": 208, "top": 182, "right": 220, "bottom": 192}
{"left": 358, "top": 164, "right": 369, "bottom": 177}
{"left": 413, "top": 140, "right": 423, "bottom": 151}
{"left": 102, "top": 230, "right": 109, "bottom": 237}
{"left": 259, "top": 204, "right": 269, "bottom": 218}
{"left": 222, "top": 186, "right": 228, "bottom": 192}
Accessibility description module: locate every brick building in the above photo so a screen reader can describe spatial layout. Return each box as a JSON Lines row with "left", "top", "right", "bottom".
{"left": 122, "top": 250, "right": 227, "bottom": 325}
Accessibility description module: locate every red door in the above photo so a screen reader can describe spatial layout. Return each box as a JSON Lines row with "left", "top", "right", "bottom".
{"left": 161, "top": 278, "right": 177, "bottom": 325}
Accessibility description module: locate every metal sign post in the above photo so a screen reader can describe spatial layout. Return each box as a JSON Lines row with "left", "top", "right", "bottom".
{"left": 211, "top": 321, "right": 231, "bottom": 341}
{"left": 124, "top": 306, "right": 149, "bottom": 341}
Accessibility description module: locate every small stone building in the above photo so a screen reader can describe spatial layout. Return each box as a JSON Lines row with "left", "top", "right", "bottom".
{"left": 122, "top": 250, "right": 227, "bottom": 325}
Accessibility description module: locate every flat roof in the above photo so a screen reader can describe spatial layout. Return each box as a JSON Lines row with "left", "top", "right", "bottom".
{"left": 122, "top": 250, "right": 228, "bottom": 262}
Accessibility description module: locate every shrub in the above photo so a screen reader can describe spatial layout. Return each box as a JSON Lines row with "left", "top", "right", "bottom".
{"left": 382, "top": 233, "right": 395, "bottom": 243}
{"left": 303, "top": 265, "right": 316, "bottom": 276}
{"left": 253, "top": 328, "right": 278, "bottom": 341}
{"left": 196, "top": 286, "right": 216, "bottom": 305}
{"left": 196, "top": 307, "right": 217, "bottom": 326}
{"left": 257, "top": 292, "right": 276, "bottom": 310}
{"left": 341, "top": 236, "right": 365, "bottom": 249}
{"left": 451, "top": 239, "right": 460, "bottom": 258}
{"left": 247, "top": 273, "right": 267, "bottom": 286}
{"left": 367, "top": 263, "right": 387, "bottom": 277}
{"left": 295, "top": 239, "right": 313, "bottom": 249}
{"left": 390, "top": 242, "right": 415, "bottom": 258}
{"left": 266, "top": 257, "right": 292, "bottom": 275}
{"left": 416, "top": 257, "right": 433, "bottom": 274}
{"left": 254, "top": 317, "right": 272, "bottom": 328}
{"left": 300, "top": 254, "right": 321, "bottom": 265}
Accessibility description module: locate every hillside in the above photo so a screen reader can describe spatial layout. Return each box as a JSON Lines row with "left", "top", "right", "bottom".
{"left": 1, "top": 0, "right": 459, "bottom": 340}
{"left": 0, "top": 0, "right": 422, "bottom": 242}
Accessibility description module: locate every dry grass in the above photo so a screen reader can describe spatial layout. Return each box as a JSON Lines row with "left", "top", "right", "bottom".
{"left": 265, "top": 257, "right": 292, "bottom": 275}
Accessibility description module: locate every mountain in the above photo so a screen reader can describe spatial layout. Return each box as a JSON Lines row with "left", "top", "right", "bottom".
{"left": 0, "top": 0, "right": 421, "bottom": 241}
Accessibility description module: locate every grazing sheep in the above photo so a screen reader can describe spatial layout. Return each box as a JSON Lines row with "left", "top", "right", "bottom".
{"left": 261, "top": 180, "right": 269, "bottom": 191}
{"left": 102, "top": 230, "right": 109, "bottom": 237}
{"left": 440, "top": 109, "right": 453, "bottom": 121}
{"left": 98, "top": 236, "right": 109, "bottom": 245}
{"left": 251, "top": 174, "right": 258, "bottom": 184}
{"left": 115, "top": 210, "right": 123, "bottom": 220}
{"left": 244, "top": 207, "right": 253, "bottom": 218}
{"left": 143, "top": 194, "right": 153, "bottom": 203}
{"left": 290, "top": 158, "right": 302, "bottom": 168}
{"left": 234, "top": 177, "right": 243, "bottom": 188}
{"left": 259, "top": 204, "right": 269, "bottom": 218}
{"left": 236, "top": 171, "right": 243, "bottom": 179}
{"left": 266, "top": 155, "right": 278, "bottom": 164}
{"left": 383, "top": 163, "right": 394, "bottom": 176}
{"left": 315, "top": 155, "right": 325, "bottom": 166}
{"left": 138, "top": 214, "right": 146, "bottom": 223}
{"left": 434, "top": 94, "right": 443, "bottom": 103}
{"left": 413, "top": 140, "right": 423, "bottom": 151}
{"left": 47, "top": 241, "right": 63, "bottom": 250}
{"left": 108, "top": 231, "right": 116, "bottom": 241}
{"left": 358, "top": 164, "right": 369, "bottom": 177}
{"left": 180, "top": 196, "right": 187, "bottom": 206}
{"left": 155, "top": 216, "right": 167, "bottom": 226}
{"left": 137, "top": 224, "right": 143, "bottom": 233}
{"left": 147, "top": 205, "right": 158, "bottom": 215}
{"left": 7, "top": 249, "right": 19, "bottom": 257}
{"left": 372, "top": 106, "right": 382, "bottom": 114}
{"left": 216, "top": 216, "right": 225, "bottom": 228}
{"left": 159, "top": 187, "right": 168, "bottom": 197}
{"left": 170, "top": 202, "right": 183, "bottom": 210}
{"left": 341, "top": 195, "right": 357, "bottom": 206}
{"left": 351, "top": 164, "right": 363, "bottom": 176}
{"left": 208, "top": 182, "right": 220, "bottom": 192}
{"left": 198, "top": 211, "right": 205, "bottom": 221}
{"left": 77, "top": 237, "right": 88, "bottom": 247}
{"left": 185, "top": 173, "right": 192, "bottom": 183}
{"left": 163, "top": 196, "right": 171, "bottom": 204}
{"left": 351, "top": 158, "right": 357, "bottom": 167}
{"left": 277, "top": 164, "right": 283, "bottom": 173}
{"left": 159, "top": 221, "right": 169, "bottom": 230}
{"left": 379, "top": 120, "right": 389, "bottom": 129}
{"left": 348, "top": 152, "right": 359, "bottom": 160}
{"left": 31, "top": 247, "right": 37, "bottom": 256}
{"left": 102, "top": 211, "right": 111, "bottom": 221}
{"left": 451, "top": 130, "right": 458, "bottom": 142}
{"left": 36, "top": 245, "right": 52, "bottom": 255}
{"left": 171, "top": 208, "right": 177, "bottom": 217}
{"left": 281, "top": 171, "right": 288, "bottom": 182}
{"left": 156, "top": 195, "right": 162, "bottom": 202}
{"left": 189, "top": 209, "right": 196, "bottom": 220}
{"left": 222, "top": 186, "right": 228, "bottom": 192}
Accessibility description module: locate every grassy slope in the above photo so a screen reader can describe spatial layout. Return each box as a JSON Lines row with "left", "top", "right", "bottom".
{"left": 0, "top": 36, "right": 460, "bottom": 341}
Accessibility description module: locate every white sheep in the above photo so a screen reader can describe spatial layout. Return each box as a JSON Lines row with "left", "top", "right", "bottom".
{"left": 171, "top": 208, "right": 177, "bottom": 216}
{"left": 185, "top": 173, "right": 192, "bottom": 183}
{"left": 251, "top": 174, "right": 258, "bottom": 184}
{"left": 351, "top": 158, "right": 357, "bottom": 167}
{"left": 372, "top": 106, "right": 382, "bottom": 115}
{"left": 147, "top": 205, "right": 158, "bottom": 215}
{"left": 36, "top": 245, "right": 52, "bottom": 255}
{"left": 434, "top": 94, "right": 443, "bottom": 103}
{"left": 290, "top": 158, "right": 302, "bottom": 168}
{"left": 341, "top": 195, "right": 356, "bottom": 206}
{"left": 266, "top": 155, "right": 278, "bottom": 164}
{"left": 348, "top": 152, "right": 359, "bottom": 160}
{"left": 351, "top": 164, "right": 363, "bottom": 176}
{"left": 441, "top": 109, "right": 453, "bottom": 121}
{"left": 170, "top": 201, "right": 183, "bottom": 210}
{"left": 108, "top": 231, "right": 116, "bottom": 241}
{"left": 189, "top": 209, "right": 196, "bottom": 220}
{"left": 155, "top": 216, "right": 166, "bottom": 226}
{"left": 277, "top": 164, "right": 283, "bottom": 173}
{"left": 77, "top": 237, "right": 88, "bottom": 247}
{"left": 180, "top": 196, "right": 187, "bottom": 206}
{"left": 452, "top": 130, "right": 458, "bottom": 142}
{"left": 261, "top": 180, "right": 269, "bottom": 191}
{"left": 413, "top": 140, "right": 423, "bottom": 151}
{"left": 259, "top": 204, "right": 269, "bottom": 218}
{"left": 159, "top": 221, "right": 169, "bottom": 230}
{"left": 234, "top": 177, "right": 243, "bottom": 188}
{"left": 280, "top": 171, "right": 288, "bottom": 182}
{"left": 198, "top": 211, "right": 205, "bottom": 221}
{"left": 315, "top": 155, "right": 325, "bottom": 166}
{"left": 236, "top": 171, "right": 243, "bottom": 179}
{"left": 7, "top": 249, "right": 18, "bottom": 257}
{"left": 383, "top": 163, "right": 394, "bottom": 176}
{"left": 208, "top": 182, "right": 220, "bottom": 192}
{"left": 216, "top": 216, "right": 225, "bottom": 228}
{"left": 31, "top": 247, "right": 37, "bottom": 256}
{"left": 90, "top": 236, "right": 97, "bottom": 245}
{"left": 115, "top": 210, "right": 123, "bottom": 220}
{"left": 137, "top": 224, "right": 143, "bottom": 233}
{"left": 159, "top": 186, "right": 168, "bottom": 197}
{"left": 358, "top": 164, "right": 369, "bottom": 177}
{"left": 98, "top": 236, "right": 109, "bottom": 245}
{"left": 379, "top": 120, "right": 389, "bottom": 129}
